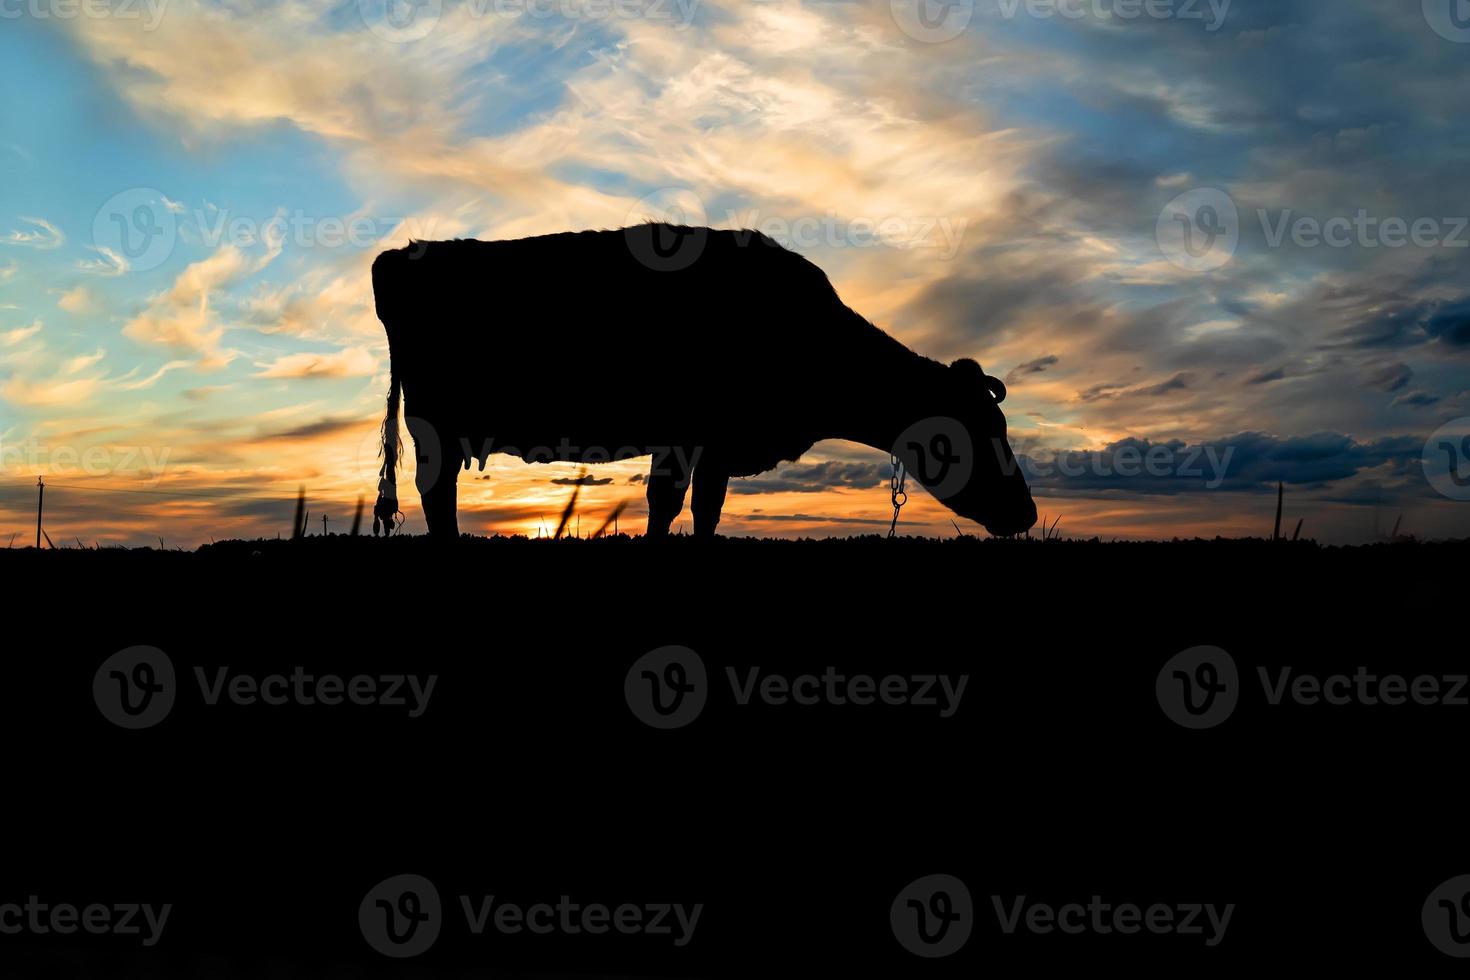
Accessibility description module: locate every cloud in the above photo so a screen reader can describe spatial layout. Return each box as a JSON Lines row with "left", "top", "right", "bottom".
{"left": 77, "top": 245, "right": 130, "bottom": 277}
{"left": 1, "top": 321, "right": 41, "bottom": 346}
{"left": 1022, "top": 432, "right": 1423, "bottom": 497}
{"left": 1, "top": 374, "right": 104, "bottom": 408}
{"left": 550, "top": 475, "right": 613, "bottom": 486}
{"left": 1004, "top": 355, "right": 1059, "bottom": 385}
{"left": 731, "top": 460, "right": 888, "bottom": 495}
{"left": 116, "top": 360, "right": 194, "bottom": 391}
{"left": 123, "top": 242, "right": 280, "bottom": 355}
{"left": 254, "top": 346, "right": 377, "bottom": 380}
{"left": 56, "top": 285, "right": 96, "bottom": 314}
{"left": 1, "top": 216, "right": 63, "bottom": 250}
{"left": 62, "top": 348, "right": 106, "bottom": 375}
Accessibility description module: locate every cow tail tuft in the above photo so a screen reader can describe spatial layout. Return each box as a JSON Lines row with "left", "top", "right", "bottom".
{"left": 374, "top": 366, "right": 402, "bottom": 536}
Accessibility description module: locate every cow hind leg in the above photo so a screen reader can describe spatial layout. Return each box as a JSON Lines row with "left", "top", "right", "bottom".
{"left": 411, "top": 420, "right": 460, "bottom": 540}
{"left": 645, "top": 448, "right": 692, "bottom": 538}
{"left": 692, "top": 460, "right": 729, "bottom": 538}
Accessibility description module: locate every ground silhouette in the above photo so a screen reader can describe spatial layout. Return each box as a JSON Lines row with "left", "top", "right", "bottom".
{"left": 370, "top": 225, "right": 1037, "bottom": 540}
{"left": 3, "top": 535, "right": 1466, "bottom": 975}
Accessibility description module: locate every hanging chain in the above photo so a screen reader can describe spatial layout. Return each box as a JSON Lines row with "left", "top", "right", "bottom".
{"left": 888, "top": 453, "right": 907, "bottom": 539}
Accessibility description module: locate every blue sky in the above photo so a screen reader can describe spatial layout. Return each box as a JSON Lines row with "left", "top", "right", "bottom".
{"left": 2, "top": 0, "right": 1469, "bottom": 544}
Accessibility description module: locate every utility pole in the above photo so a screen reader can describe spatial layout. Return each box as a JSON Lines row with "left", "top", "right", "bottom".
{"left": 322, "top": 514, "right": 329, "bottom": 537}
{"left": 35, "top": 477, "right": 44, "bottom": 550}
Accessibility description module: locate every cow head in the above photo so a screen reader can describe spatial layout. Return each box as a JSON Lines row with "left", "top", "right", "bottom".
{"left": 894, "top": 358, "right": 1037, "bottom": 537}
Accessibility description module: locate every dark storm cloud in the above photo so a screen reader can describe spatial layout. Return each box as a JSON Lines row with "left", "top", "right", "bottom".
{"left": 1004, "top": 355, "right": 1059, "bottom": 384}
{"left": 1020, "top": 431, "right": 1423, "bottom": 497}
{"left": 731, "top": 461, "right": 888, "bottom": 495}
{"left": 550, "top": 474, "right": 613, "bottom": 486}
{"left": 898, "top": 0, "right": 1470, "bottom": 491}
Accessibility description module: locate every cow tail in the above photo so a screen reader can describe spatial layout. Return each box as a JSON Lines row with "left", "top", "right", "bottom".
{"left": 373, "top": 366, "right": 402, "bottom": 536}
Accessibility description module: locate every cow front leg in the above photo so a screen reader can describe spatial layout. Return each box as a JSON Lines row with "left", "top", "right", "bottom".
{"left": 692, "top": 459, "right": 729, "bottom": 538}
{"left": 410, "top": 419, "right": 460, "bottom": 540}
{"left": 645, "top": 447, "right": 692, "bottom": 538}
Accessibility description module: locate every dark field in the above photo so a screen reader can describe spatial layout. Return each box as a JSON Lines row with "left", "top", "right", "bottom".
{"left": 3, "top": 534, "right": 1466, "bottom": 975}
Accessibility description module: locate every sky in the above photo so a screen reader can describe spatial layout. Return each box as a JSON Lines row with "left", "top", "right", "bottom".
{"left": 2, "top": 0, "right": 1469, "bottom": 545}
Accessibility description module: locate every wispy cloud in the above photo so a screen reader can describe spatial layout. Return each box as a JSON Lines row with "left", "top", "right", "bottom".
{"left": 254, "top": 346, "right": 377, "bottom": 380}
{"left": 2, "top": 216, "right": 63, "bottom": 250}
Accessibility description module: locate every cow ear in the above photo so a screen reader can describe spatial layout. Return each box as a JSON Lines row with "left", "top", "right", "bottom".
{"left": 950, "top": 358, "right": 986, "bottom": 381}
{"left": 951, "top": 358, "right": 1006, "bottom": 403}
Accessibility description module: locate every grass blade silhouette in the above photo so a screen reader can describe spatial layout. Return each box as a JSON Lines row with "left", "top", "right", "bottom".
{"left": 553, "top": 473, "right": 584, "bottom": 540}
{"left": 351, "top": 495, "right": 364, "bottom": 537}
{"left": 292, "top": 486, "right": 306, "bottom": 540}
{"left": 593, "top": 501, "right": 628, "bottom": 539}
{"left": 1273, "top": 482, "right": 1283, "bottom": 542}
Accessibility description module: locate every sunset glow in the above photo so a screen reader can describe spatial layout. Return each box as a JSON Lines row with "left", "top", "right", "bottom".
{"left": 2, "top": 1, "right": 1468, "bottom": 545}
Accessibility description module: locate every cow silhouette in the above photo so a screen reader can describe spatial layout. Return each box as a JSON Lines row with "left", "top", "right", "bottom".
{"left": 371, "top": 225, "right": 1037, "bottom": 539}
